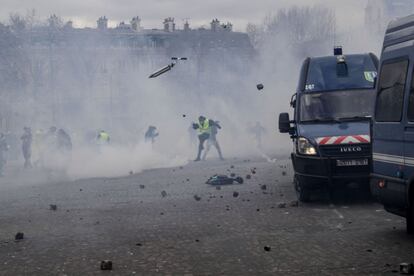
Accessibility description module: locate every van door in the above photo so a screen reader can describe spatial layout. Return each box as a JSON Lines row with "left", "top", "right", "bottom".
{"left": 374, "top": 59, "right": 409, "bottom": 207}
{"left": 405, "top": 67, "right": 414, "bottom": 192}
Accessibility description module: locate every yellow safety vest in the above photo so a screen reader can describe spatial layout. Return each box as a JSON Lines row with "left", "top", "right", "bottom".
{"left": 198, "top": 120, "right": 210, "bottom": 134}
{"left": 99, "top": 132, "right": 110, "bottom": 142}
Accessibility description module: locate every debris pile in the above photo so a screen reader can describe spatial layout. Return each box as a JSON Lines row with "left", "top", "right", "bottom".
{"left": 206, "top": 175, "right": 243, "bottom": 186}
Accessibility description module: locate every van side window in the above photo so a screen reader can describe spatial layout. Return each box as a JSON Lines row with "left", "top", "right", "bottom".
{"left": 375, "top": 60, "right": 408, "bottom": 122}
{"left": 408, "top": 70, "right": 414, "bottom": 121}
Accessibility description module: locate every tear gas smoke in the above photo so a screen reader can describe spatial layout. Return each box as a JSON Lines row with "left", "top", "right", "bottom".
{"left": 0, "top": 2, "right": 386, "bottom": 181}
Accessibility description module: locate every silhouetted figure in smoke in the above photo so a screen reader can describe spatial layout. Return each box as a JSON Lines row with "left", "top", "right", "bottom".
{"left": 193, "top": 116, "right": 224, "bottom": 161}
{"left": 21, "top": 127, "right": 33, "bottom": 169}
{"left": 0, "top": 133, "right": 9, "bottom": 176}
{"left": 249, "top": 122, "right": 266, "bottom": 149}
{"left": 46, "top": 126, "right": 58, "bottom": 151}
{"left": 144, "top": 126, "right": 159, "bottom": 144}
{"left": 57, "top": 129, "right": 72, "bottom": 153}
{"left": 202, "top": 120, "right": 224, "bottom": 161}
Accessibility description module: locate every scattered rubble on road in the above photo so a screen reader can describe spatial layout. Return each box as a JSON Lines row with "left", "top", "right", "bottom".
{"left": 278, "top": 203, "right": 287, "bottom": 209}
{"left": 246, "top": 174, "right": 251, "bottom": 180}
{"left": 100, "top": 260, "right": 113, "bottom": 271}
{"left": 15, "top": 232, "right": 24, "bottom": 241}
{"left": 49, "top": 204, "right": 57, "bottom": 211}
{"left": 400, "top": 263, "right": 414, "bottom": 275}
{"left": 256, "top": 83, "right": 264, "bottom": 90}
{"left": 139, "top": 185, "right": 145, "bottom": 189}
{"left": 233, "top": 192, "right": 239, "bottom": 198}
{"left": 264, "top": 246, "right": 271, "bottom": 252}
{"left": 194, "top": 195, "right": 202, "bottom": 201}
{"left": 261, "top": 185, "right": 267, "bottom": 190}
{"left": 206, "top": 175, "right": 243, "bottom": 186}
{"left": 289, "top": 201, "right": 299, "bottom": 207}
{"left": 161, "top": 191, "right": 168, "bottom": 198}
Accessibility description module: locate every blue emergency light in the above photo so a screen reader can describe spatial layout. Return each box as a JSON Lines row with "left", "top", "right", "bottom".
{"left": 334, "top": 46, "right": 343, "bottom": 56}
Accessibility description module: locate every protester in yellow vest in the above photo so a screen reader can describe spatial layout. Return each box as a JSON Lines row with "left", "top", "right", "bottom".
{"left": 97, "top": 130, "right": 110, "bottom": 145}
{"left": 192, "top": 116, "right": 220, "bottom": 161}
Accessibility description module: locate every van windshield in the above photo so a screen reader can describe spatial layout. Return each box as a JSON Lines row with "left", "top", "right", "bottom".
{"left": 305, "top": 55, "right": 377, "bottom": 92}
{"left": 300, "top": 90, "right": 375, "bottom": 122}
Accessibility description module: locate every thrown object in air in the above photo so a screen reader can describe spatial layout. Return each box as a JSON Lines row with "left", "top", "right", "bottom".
{"left": 256, "top": 83, "right": 264, "bottom": 90}
{"left": 149, "top": 63, "right": 174, "bottom": 78}
{"left": 100, "top": 260, "right": 113, "bottom": 271}
{"left": 206, "top": 175, "right": 243, "bottom": 185}
{"left": 149, "top": 57, "right": 187, "bottom": 78}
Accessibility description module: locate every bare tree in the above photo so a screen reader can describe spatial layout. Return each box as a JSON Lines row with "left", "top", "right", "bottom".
{"left": 264, "top": 5, "right": 336, "bottom": 46}
{"left": 9, "top": 13, "right": 26, "bottom": 34}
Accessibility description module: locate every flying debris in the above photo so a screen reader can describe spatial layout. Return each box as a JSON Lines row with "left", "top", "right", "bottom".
{"left": 149, "top": 57, "right": 188, "bottom": 79}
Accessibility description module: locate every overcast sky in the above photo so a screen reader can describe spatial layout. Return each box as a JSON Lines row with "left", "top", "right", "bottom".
{"left": 0, "top": 0, "right": 367, "bottom": 31}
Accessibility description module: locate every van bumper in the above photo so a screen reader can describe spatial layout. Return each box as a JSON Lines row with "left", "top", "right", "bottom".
{"left": 370, "top": 173, "right": 407, "bottom": 218}
{"left": 292, "top": 154, "right": 371, "bottom": 190}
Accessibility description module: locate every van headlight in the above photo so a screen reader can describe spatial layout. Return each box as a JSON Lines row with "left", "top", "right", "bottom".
{"left": 297, "top": 137, "right": 317, "bottom": 155}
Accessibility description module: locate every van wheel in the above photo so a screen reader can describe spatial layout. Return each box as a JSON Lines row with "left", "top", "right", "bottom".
{"left": 407, "top": 197, "right": 414, "bottom": 235}
{"left": 295, "top": 175, "right": 310, "bottom": 202}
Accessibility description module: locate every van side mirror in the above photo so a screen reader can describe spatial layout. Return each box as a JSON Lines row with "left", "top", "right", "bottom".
{"left": 279, "top": 113, "right": 292, "bottom": 133}
{"left": 290, "top": 94, "right": 297, "bottom": 108}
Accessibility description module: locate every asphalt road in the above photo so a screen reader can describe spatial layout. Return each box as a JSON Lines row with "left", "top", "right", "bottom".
{"left": 0, "top": 158, "right": 413, "bottom": 275}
